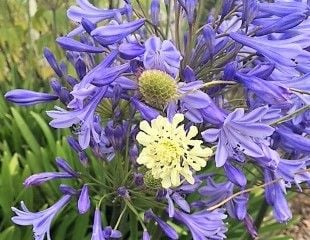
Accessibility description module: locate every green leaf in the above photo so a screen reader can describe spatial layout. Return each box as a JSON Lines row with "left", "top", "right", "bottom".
{"left": 11, "top": 107, "right": 41, "bottom": 156}
{"left": 30, "top": 111, "right": 56, "bottom": 152}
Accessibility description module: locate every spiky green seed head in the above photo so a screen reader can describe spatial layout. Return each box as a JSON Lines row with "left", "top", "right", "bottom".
{"left": 144, "top": 170, "right": 162, "bottom": 189}
{"left": 138, "top": 70, "right": 178, "bottom": 109}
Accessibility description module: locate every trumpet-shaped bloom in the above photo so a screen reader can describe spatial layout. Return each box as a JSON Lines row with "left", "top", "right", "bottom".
{"left": 202, "top": 107, "right": 274, "bottom": 167}
{"left": 91, "top": 208, "right": 105, "bottom": 240}
{"left": 173, "top": 208, "right": 227, "bottom": 240}
{"left": 12, "top": 195, "right": 71, "bottom": 240}
{"left": 136, "top": 114, "right": 212, "bottom": 188}
{"left": 47, "top": 88, "right": 107, "bottom": 149}
{"left": 144, "top": 209, "right": 178, "bottom": 239}
{"left": 264, "top": 169, "right": 292, "bottom": 223}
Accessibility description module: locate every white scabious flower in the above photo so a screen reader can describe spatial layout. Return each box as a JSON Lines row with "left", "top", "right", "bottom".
{"left": 136, "top": 114, "right": 212, "bottom": 188}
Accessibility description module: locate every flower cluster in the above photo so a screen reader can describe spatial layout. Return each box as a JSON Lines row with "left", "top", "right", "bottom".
{"left": 5, "top": 0, "right": 310, "bottom": 239}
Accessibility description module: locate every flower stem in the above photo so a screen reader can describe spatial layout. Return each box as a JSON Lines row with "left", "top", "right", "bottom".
{"left": 271, "top": 104, "right": 310, "bottom": 126}
{"left": 114, "top": 205, "right": 127, "bottom": 230}
{"left": 125, "top": 199, "right": 147, "bottom": 230}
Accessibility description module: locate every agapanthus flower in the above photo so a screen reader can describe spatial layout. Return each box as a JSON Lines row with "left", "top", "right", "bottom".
{"left": 202, "top": 107, "right": 274, "bottom": 167}
{"left": 136, "top": 114, "right": 212, "bottom": 188}
{"left": 173, "top": 208, "right": 228, "bottom": 240}
{"left": 5, "top": 89, "right": 58, "bottom": 106}
{"left": 12, "top": 195, "right": 71, "bottom": 240}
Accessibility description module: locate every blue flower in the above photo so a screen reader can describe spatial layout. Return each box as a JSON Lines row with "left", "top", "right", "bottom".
{"left": 202, "top": 107, "right": 274, "bottom": 167}
{"left": 276, "top": 125, "right": 310, "bottom": 153}
{"left": 264, "top": 169, "right": 292, "bottom": 223}
{"left": 12, "top": 195, "right": 72, "bottom": 240}
{"left": 56, "top": 37, "right": 106, "bottom": 53}
{"left": 43, "top": 47, "right": 63, "bottom": 77}
{"left": 91, "top": 208, "right": 105, "bottom": 240}
{"left": 24, "top": 158, "right": 77, "bottom": 187}
{"left": 5, "top": 89, "right": 58, "bottom": 106}
{"left": 144, "top": 209, "right": 179, "bottom": 240}
{"left": 91, "top": 19, "right": 145, "bottom": 46}
{"left": 67, "top": 0, "right": 130, "bottom": 37}
{"left": 277, "top": 158, "right": 310, "bottom": 190}
{"left": 47, "top": 88, "right": 107, "bottom": 149}
{"left": 143, "top": 36, "right": 182, "bottom": 77}
{"left": 78, "top": 185, "right": 90, "bottom": 214}
{"left": 173, "top": 208, "right": 227, "bottom": 240}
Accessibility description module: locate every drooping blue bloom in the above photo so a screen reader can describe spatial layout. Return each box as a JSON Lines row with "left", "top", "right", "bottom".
{"left": 277, "top": 158, "right": 310, "bottom": 190}
{"left": 91, "top": 208, "right": 105, "bottom": 240}
{"left": 173, "top": 208, "right": 227, "bottom": 240}
{"left": 257, "top": 1, "right": 310, "bottom": 17}
{"left": 56, "top": 37, "right": 106, "bottom": 53}
{"left": 223, "top": 161, "right": 247, "bottom": 187}
{"left": 143, "top": 36, "right": 182, "bottom": 77}
{"left": 5, "top": 89, "right": 58, "bottom": 106}
{"left": 226, "top": 193, "right": 249, "bottom": 220}
{"left": 144, "top": 209, "right": 179, "bottom": 240}
{"left": 91, "top": 19, "right": 145, "bottom": 46}
{"left": 254, "top": 13, "right": 307, "bottom": 36}
{"left": 166, "top": 190, "right": 191, "bottom": 217}
{"left": 234, "top": 71, "right": 292, "bottom": 105}
{"left": 197, "top": 176, "right": 250, "bottom": 220}
{"left": 202, "top": 107, "right": 274, "bottom": 167}
{"left": 276, "top": 126, "right": 310, "bottom": 153}
{"left": 47, "top": 88, "right": 107, "bottom": 149}
{"left": 119, "top": 42, "right": 145, "bottom": 60}
{"left": 103, "top": 226, "right": 122, "bottom": 239}
{"left": 198, "top": 177, "right": 233, "bottom": 207}
{"left": 264, "top": 169, "right": 292, "bottom": 223}
{"left": 230, "top": 32, "right": 303, "bottom": 69}
{"left": 78, "top": 185, "right": 90, "bottom": 214}
{"left": 131, "top": 97, "right": 160, "bottom": 121}
{"left": 12, "top": 195, "right": 71, "bottom": 240}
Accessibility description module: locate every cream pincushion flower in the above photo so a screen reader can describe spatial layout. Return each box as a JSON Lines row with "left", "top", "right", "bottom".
{"left": 136, "top": 114, "right": 212, "bottom": 188}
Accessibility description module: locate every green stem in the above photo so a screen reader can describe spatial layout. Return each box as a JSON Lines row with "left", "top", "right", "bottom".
{"left": 174, "top": 0, "right": 181, "bottom": 50}
{"left": 114, "top": 205, "right": 127, "bottom": 229}
{"left": 271, "top": 104, "right": 310, "bottom": 126}
{"left": 165, "top": 0, "right": 171, "bottom": 38}
{"left": 125, "top": 199, "right": 147, "bottom": 230}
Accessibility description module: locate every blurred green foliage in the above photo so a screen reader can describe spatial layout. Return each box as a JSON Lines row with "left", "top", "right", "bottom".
{"left": 0, "top": 1, "right": 299, "bottom": 239}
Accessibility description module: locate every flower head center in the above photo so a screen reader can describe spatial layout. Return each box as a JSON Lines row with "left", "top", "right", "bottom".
{"left": 155, "top": 139, "right": 183, "bottom": 164}
{"left": 138, "top": 70, "right": 178, "bottom": 109}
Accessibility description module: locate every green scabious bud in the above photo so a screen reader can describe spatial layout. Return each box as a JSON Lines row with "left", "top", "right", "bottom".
{"left": 144, "top": 170, "right": 162, "bottom": 189}
{"left": 138, "top": 70, "right": 178, "bottom": 109}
